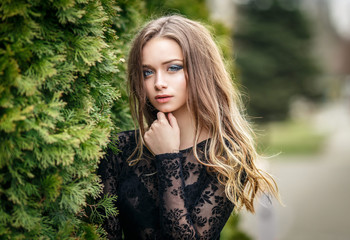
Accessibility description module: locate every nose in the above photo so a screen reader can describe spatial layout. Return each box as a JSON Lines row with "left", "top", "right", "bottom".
{"left": 154, "top": 72, "right": 167, "bottom": 90}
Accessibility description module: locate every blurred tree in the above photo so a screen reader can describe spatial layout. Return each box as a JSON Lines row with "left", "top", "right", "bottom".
{"left": 144, "top": 0, "right": 209, "bottom": 20}
{"left": 234, "top": 0, "right": 321, "bottom": 121}
{"left": 0, "top": 0, "right": 139, "bottom": 238}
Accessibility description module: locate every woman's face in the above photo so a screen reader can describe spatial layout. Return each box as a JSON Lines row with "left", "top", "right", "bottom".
{"left": 142, "top": 37, "right": 187, "bottom": 114}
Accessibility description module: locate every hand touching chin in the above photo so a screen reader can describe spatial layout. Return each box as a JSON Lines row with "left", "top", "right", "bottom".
{"left": 144, "top": 112, "right": 180, "bottom": 155}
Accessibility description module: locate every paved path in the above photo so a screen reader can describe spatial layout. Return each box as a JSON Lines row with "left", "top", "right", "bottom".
{"left": 240, "top": 101, "right": 350, "bottom": 240}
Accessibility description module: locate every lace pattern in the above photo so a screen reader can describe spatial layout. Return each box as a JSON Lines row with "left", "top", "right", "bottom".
{"left": 98, "top": 130, "right": 234, "bottom": 239}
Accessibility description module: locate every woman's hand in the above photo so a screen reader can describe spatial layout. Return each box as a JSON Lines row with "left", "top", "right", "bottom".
{"left": 144, "top": 112, "right": 180, "bottom": 155}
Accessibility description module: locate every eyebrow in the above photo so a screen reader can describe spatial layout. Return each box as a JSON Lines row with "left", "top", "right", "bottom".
{"left": 142, "top": 59, "right": 183, "bottom": 68}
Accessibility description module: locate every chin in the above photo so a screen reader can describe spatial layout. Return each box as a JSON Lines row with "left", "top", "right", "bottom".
{"left": 152, "top": 103, "right": 186, "bottom": 114}
{"left": 155, "top": 107, "right": 173, "bottom": 113}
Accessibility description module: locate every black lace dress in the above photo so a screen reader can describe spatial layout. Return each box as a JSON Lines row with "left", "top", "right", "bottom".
{"left": 98, "top": 130, "right": 234, "bottom": 240}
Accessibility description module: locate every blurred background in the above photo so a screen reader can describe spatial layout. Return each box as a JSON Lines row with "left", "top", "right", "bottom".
{"left": 207, "top": 0, "right": 350, "bottom": 240}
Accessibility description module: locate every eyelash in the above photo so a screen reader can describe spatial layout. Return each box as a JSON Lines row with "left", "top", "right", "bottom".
{"left": 143, "top": 69, "right": 153, "bottom": 78}
{"left": 143, "top": 64, "right": 183, "bottom": 79}
{"left": 168, "top": 64, "right": 183, "bottom": 72}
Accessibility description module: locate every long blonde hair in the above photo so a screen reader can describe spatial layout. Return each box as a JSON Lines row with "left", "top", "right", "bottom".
{"left": 127, "top": 15, "right": 279, "bottom": 213}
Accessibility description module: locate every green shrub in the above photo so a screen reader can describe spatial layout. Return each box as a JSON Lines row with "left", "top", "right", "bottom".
{"left": 0, "top": 0, "right": 131, "bottom": 238}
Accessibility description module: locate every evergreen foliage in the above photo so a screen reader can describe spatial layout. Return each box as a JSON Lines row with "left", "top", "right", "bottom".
{"left": 0, "top": 0, "right": 132, "bottom": 238}
{"left": 107, "top": 0, "right": 144, "bottom": 132}
{"left": 234, "top": 0, "right": 320, "bottom": 121}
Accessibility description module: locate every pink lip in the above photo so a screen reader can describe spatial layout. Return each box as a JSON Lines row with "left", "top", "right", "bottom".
{"left": 155, "top": 95, "right": 173, "bottom": 103}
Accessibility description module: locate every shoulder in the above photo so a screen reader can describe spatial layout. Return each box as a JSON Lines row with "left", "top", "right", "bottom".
{"left": 116, "top": 129, "right": 138, "bottom": 150}
{"left": 110, "top": 129, "right": 140, "bottom": 162}
{"left": 98, "top": 130, "right": 138, "bottom": 178}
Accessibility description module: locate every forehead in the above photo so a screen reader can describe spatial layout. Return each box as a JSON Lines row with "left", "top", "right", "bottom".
{"left": 142, "top": 37, "right": 183, "bottom": 64}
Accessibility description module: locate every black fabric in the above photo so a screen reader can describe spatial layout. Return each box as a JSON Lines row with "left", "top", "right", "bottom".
{"left": 98, "top": 130, "right": 234, "bottom": 240}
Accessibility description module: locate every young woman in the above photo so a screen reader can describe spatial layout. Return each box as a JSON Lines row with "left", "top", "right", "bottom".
{"left": 98, "top": 15, "right": 279, "bottom": 240}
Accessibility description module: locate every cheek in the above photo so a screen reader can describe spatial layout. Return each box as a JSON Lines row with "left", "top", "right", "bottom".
{"left": 179, "top": 76, "right": 187, "bottom": 94}
{"left": 143, "top": 81, "right": 152, "bottom": 97}
{"left": 173, "top": 72, "right": 187, "bottom": 90}
{"left": 182, "top": 79, "right": 187, "bottom": 91}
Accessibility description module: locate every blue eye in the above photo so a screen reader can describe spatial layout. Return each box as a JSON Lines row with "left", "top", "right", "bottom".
{"left": 168, "top": 65, "right": 183, "bottom": 72}
{"left": 143, "top": 69, "right": 153, "bottom": 78}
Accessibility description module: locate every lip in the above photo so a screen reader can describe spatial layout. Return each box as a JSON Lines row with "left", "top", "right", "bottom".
{"left": 155, "top": 94, "right": 173, "bottom": 103}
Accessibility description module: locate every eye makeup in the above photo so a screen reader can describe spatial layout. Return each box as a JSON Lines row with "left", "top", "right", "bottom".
{"left": 168, "top": 64, "right": 183, "bottom": 72}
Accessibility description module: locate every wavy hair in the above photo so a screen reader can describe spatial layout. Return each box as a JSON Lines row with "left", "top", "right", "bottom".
{"left": 127, "top": 15, "right": 279, "bottom": 212}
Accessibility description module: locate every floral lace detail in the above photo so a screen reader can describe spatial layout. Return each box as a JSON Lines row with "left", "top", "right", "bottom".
{"left": 98, "top": 130, "right": 234, "bottom": 240}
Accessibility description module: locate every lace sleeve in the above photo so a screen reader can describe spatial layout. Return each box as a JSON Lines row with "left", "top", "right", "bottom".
{"left": 155, "top": 152, "right": 234, "bottom": 240}
{"left": 98, "top": 147, "right": 123, "bottom": 240}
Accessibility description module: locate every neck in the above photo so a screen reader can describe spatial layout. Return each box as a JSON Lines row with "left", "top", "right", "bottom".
{"left": 172, "top": 107, "right": 209, "bottom": 150}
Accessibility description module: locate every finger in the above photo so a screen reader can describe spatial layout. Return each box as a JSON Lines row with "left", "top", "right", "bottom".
{"left": 157, "top": 112, "right": 167, "bottom": 123}
{"left": 167, "top": 113, "right": 179, "bottom": 129}
{"left": 144, "top": 131, "right": 150, "bottom": 142}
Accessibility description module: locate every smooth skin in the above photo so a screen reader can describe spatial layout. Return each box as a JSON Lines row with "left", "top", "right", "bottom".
{"left": 142, "top": 37, "right": 208, "bottom": 154}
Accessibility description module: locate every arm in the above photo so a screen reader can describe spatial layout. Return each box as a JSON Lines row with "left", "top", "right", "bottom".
{"left": 155, "top": 152, "right": 234, "bottom": 239}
